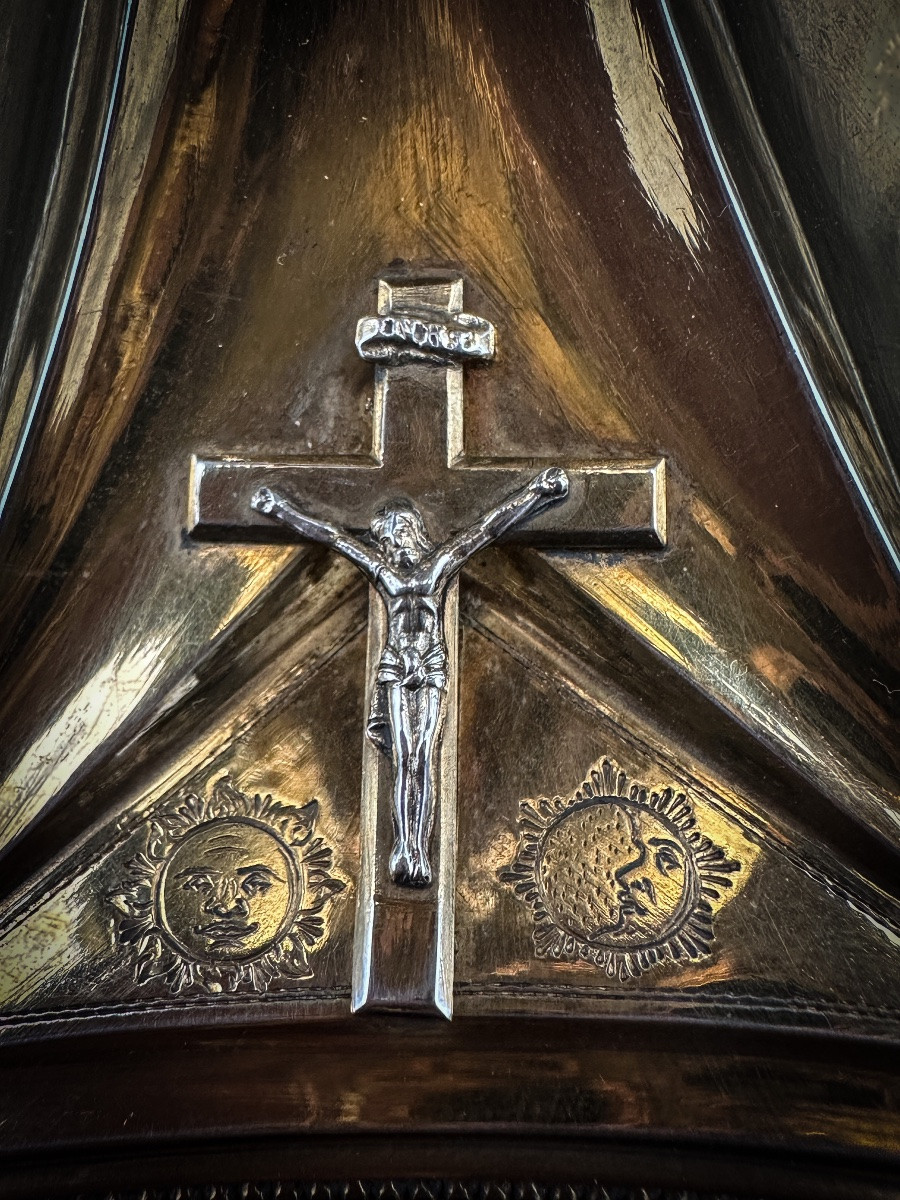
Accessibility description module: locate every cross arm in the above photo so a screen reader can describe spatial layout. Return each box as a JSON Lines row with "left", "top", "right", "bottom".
{"left": 432, "top": 467, "right": 569, "bottom": 582}
{"left": 188, "top": 456, "right": 387, "bottom": 541}
{"left": 251, "top": 487, "right": 382, "bottom": 581}
{"left": 455, "top": 459, "right": 667, "bottom": 549}
{"left": 189, "top": 457, "right": 666, "bottom": 549}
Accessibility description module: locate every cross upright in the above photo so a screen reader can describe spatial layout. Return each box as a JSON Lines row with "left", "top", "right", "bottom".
{"left": 189, "top": 276, "right": 666, "bottom": 1018}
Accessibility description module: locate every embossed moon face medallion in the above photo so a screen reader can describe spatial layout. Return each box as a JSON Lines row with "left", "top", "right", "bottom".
{"left": 502, "top": 759, "right": 740, "bottom": 980}
{"left": 537, "top": 800, "right": 695, "bottom": 949}
{"left": 111, "top": 777, "right": 345, "bottom": 994}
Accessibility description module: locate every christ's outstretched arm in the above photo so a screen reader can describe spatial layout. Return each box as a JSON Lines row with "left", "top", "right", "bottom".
{"left": 431, "top": 466, "right": 569, "bottom": 582}
{"left": 252, "top": 487, "right": 383, "bottom": 582}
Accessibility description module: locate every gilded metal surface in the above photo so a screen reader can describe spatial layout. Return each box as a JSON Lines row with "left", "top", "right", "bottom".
{"left": 694, "top": 0, "right": 900, "bottom": 564}
{"left": 663, "top": 0, "right": 900, "bottom": 576}
{"left": 502, "top": 758, "right": 740, "bottom": 979}
{"left": 0, "top": 0, "right": 132, "bottom": 512}
{"left": 111, "top": 776, "right": 344, "bottom": 993}
{"left": 0, "top": 0, "right": 898, "bottom": 1186}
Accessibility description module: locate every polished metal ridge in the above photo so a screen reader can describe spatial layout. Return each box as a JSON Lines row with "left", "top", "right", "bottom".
{"left": 660, "top": 0, "right": 900, "bottom": 578}
{"left": 0, "top": 0, "right": 136, "bottom": 521}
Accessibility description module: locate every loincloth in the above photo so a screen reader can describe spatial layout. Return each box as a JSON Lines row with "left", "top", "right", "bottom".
{"left": 375, "top": 643, "right": 447, "bottom": 689}
{"left": 367, "top": 644, "right": 448, "bottom": 756}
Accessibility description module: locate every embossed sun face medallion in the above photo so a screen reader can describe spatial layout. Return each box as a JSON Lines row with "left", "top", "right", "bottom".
{"left": 502, "top": 759, "right": 740, "bottom": 980}
{"left": 111, "top": 777, "right": 345, "bottom": 994}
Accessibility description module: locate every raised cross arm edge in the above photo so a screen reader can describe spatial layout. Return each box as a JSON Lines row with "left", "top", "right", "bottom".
{"left": 188, "top": 454, "right": 666, "bottom": 549}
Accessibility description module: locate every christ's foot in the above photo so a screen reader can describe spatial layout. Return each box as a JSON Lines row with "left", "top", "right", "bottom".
{"left": 389, "top": 839, "right": 410, "bottom": 880}
{"left": 389, "top": 839, "right": 432, "bottom": 887}
{"left": 389, "top": 840, "right": 418, "bottom": 887}
{"left": 408, "top": 841, "right": 433, "bottom": 888}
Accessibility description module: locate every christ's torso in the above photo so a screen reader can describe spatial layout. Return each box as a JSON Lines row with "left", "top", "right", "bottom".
{"left": 375, "top": 568, "right": 449, "bottom": 688}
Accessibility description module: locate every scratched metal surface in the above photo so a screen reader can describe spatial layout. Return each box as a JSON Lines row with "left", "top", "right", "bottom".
{"left": 718, "top": 0, "right": 900, "bottom": 474}
{"left": 0, "top": 0, "right": 898, "bottom": 1187}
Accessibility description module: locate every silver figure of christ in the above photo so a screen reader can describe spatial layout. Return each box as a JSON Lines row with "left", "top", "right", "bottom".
{"left": 252, "top": 466, "right": 569, "bottom": 887}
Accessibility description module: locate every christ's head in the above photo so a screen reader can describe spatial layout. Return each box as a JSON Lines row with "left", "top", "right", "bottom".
{"left": 370, "top": 501, "right": 434, "bottom": 569}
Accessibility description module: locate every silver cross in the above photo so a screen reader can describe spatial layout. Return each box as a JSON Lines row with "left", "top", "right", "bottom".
{"left": 189, "top": 277, "right": 665, "bottom": 1016}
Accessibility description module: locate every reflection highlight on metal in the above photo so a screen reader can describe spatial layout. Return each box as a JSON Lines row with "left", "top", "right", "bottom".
{"left": 662, "top": 0, "right": 900, "bottom": 577}
{"left": 0, "top": 0, "right": 136, "bottom": 519}
{"left": 0, "top": 0, "right": 897, "bottom": 1177}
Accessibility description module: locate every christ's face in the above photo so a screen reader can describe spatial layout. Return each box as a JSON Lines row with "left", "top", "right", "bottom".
{"left": 374, "top": 510, "right": 425, "bottom": 569}
{"left": 159, "top": 820, "right": 295, "bottom": 960}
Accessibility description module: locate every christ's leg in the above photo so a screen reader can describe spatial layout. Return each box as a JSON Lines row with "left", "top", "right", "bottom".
{"left": 387, "top": 683, "right": 415, "bottom": 884}
{"left": 409, "top": 684, "right": 445, "bottom": 886}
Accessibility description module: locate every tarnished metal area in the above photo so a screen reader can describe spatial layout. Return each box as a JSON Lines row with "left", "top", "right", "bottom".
{"left": 0, "top": 0, "right": 898, "bottom": 1194}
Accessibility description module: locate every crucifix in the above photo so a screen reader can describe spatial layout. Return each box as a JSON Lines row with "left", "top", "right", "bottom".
{"left": 190, "top": 276, "right": 666, "bottom": 1017}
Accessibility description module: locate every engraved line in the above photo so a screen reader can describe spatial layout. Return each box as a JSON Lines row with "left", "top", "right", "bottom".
{"left": 5, "top": 988, "right": 900, "bottom": 1041}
